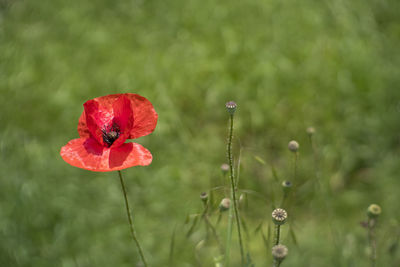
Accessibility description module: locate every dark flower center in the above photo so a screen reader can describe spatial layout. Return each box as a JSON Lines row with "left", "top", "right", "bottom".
{"left": 102, "top": 123, "right": 120, "bottom": 147}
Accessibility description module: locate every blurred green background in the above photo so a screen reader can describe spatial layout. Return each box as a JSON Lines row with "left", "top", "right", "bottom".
{"left": 1, "top": 0, "right": 399, "bottom": 266}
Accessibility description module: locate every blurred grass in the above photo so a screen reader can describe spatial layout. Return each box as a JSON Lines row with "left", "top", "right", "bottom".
{"left": 1, "top": 0, "right": 400, "bottom": 266}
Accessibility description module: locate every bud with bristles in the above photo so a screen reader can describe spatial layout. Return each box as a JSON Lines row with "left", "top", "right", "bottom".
{"left": 272, "top": 208, "right": 287, "bottom": 225}
{"left": 367, "top": 204, "right": 381, "bottom": 218}
{"left": 220, "top": 163, "right": 229, "bottom": 173}
{"left": 272, "top": 244, "right": 288, "bottom": 261}
{"left": 200, "top": 192, "right": 208, "bottom": 204}
{"left": 225, "top": 101, "right": 237, "bottom": 115}
{"left": 306, "top": 127, "right": 315, "bottom": 136}
{"left": 219, "top": 198, "right": 231, "bottom": 212}
{"left": 288, "top": 140, "right": 299, "bottom": 152}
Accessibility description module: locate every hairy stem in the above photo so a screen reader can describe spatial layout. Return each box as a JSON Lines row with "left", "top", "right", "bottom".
{"left": 274, "top": 224, "right": 281, "bottom": 246}
{"left": 225, "top": 192, "right": 234, "bottom": 266}
{"left": 225, "top": 114, "right": 245, "bottom": 266}
{"left": 118, "top": 171, "right": 148, "bottom": 267}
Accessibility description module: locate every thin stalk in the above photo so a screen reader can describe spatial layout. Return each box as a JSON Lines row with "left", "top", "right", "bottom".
{"left": 203, "top": 213, "right": 224, "bottom": 254}
{"left": 309, "top": 134, "right": 338, "bottom": 248}
{"left": 309, "top": 135, "right": 320, "bottom": 188}
{"left": 168, "top": 226, "right": 176, "bottom": 266}
{"left": 288, "top": 152, "right": 298, "bottom": 208}
{"left": 117, "top": 170, "right": 148, "bottom": 267}
{"left": 225, "top": 114, "right": 245, "bottom": 266}
{"left": 293, "top": 152, "right": 298, "bottom": 183}
{"left": 368, "top": 218, "right": 377, "bottom": 267}
{"left": 225, "top": 192, "right": 234, "bottom": 267}
{"left": 274, "top": 224, "right": 281, "bottom": 246}
{"left": 273, "top": 258, "right": 282, "bottom": 267}
{"left": 281, "top": 191, "right": 289, "bottom": 208}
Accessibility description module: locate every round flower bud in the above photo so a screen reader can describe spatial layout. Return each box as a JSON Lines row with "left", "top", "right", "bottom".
{"left": 225, "top": 101, "right": 237, "bottom": 115}
{"left": 219, "top": 198, "right": 231, "bottom": 212}
{"left": 272, "top": 208, "right": 287, "bottom": 225}
{"left": 288, "top": 140, "right": 299, "bottom": 152}
{"left": 220, "top": 163, "right": 229, "bottom": 173}
{"left": 272, "top": 244, "right": 288, "bottom": 260}
{"left": 367, "top": 204, "right": 381, "bottom": 218}
{"left": 306, "top": 127, "right": 315, "bottom": 136}
{"left": 200, "top": 192, "right": 208, "bottom": 204}
{"left": 282, "top": 180, "right": 292, "bottom": 194}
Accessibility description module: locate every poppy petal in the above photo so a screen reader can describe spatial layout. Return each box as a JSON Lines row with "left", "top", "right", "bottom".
{"left": 77, "top": 93, "right": 157, "bottom": 140}
{"left": 124, "top": 94, "right": 158, "bottom": 139}
{"left": 78, "top": 110, "right": 90, "bottom": 138}
{"left": 110, "top": 95, "right": 133, "bottom": 148}
{"left": 83, "top": 100, "right": 106, "bottom": 146}
{"left": 60, "top": 138, "right": 152, "bottom": 172}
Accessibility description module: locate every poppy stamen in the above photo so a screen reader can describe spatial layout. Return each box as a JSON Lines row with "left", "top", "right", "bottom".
{"left": 102, "top": 123, "right": 121, "bottom": 147}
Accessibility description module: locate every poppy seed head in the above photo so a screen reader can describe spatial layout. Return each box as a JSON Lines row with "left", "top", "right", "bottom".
{"left": 225, "top": 101, "right": 237, "bottom": 115}
{"left": 367, "top": 204, "right": 381, "bottom": 218}
{"left": 272, "top": 244, "right": 288, "bottom": 260}
{"left": 272, "top": 208, "right": 287, "bottom": 225}
{"left": 288, "top": 140, "right": 299, "bottom": 152}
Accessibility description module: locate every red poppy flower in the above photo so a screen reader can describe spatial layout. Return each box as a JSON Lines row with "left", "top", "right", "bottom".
{"left": 60, "top": 93, "right": 158, "bottom": 172}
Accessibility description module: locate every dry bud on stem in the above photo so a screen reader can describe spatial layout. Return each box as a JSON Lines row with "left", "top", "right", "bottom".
{"left": 288, "top": 140, "right": 299, "bottom": 152}
{"left": 272, "top": 208, "right": 288, "bottom": 225}
{"left": 272, "top": 244, "right": 288, "bottom": 260}
{"left": 225, "top": 101, "right": 237, "bottom": 115}
{"left": 219, "top": 198, "right": 231, "bottom": 212}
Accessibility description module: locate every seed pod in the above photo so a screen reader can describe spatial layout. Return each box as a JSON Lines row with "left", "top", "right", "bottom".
{"left": 272, "top": 244, "right": 288, "bottom": 260}
{"left": 272, "top": 208, "right": 287, "bottom": 225}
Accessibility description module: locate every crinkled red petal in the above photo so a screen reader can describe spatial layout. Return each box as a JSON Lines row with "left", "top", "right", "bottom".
{"left": 109, "top": 95, "right": 133, "bottom": 148}
{"left": 60, "top": 138, "right": 152, "bottom": 172}
{"left": 83, "top": 99, "right": 107, "bottom": 146}
{"left": 78, "top": 93, "right": 157, "bottom": 140}
{"left": 124, "top": 94, "right": 158, "bottom": 139}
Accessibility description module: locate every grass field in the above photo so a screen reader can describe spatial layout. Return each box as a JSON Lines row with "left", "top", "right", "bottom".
{"left": 1, "top": 0, "right": 400, "bottom": 266}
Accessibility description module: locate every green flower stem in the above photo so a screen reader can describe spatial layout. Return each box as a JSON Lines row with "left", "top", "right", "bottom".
{"left": 225, "top": 194, "right": 234, "bottom": 267}
{"left": 288, "top": 152, "right": 298, "bottom": 211}
{"left": 368, "top": 218, "right": 377, "bottom": 267}
{"left": 225, "top": 113, "right": 245, "bottom": 266}
{"left": 274, "top": 224, "right": 281, "bottom": 246}
{"left": 273, "top": 259, "right": 282, "bottom": 267}
{"left": 293, "top": 152, "right": 298, "bottom": 183}
{"left": 201, "top": 205, "right": 224, "bottom": 255}
{"left": 117, "top": 170, "right": 148, "bottom": 267}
